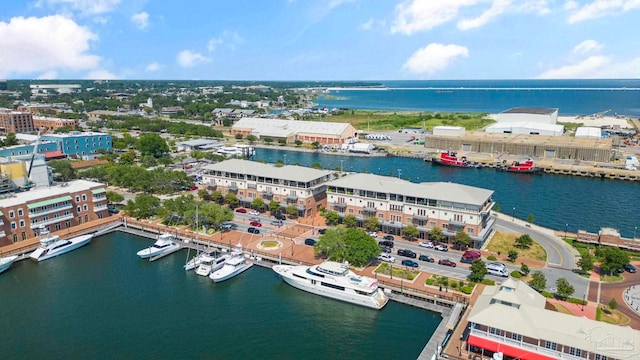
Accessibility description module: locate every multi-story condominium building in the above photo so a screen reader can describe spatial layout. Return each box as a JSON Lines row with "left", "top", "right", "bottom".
{"left": 41, "top": 131, "right": 112, "bottom": 157}
{"left": 0, "top": 180, "right": 108, "bottom": 246}
{"left": 33, "top": 116, "right": 78, "bottom": 132}
{"left": 326, "top": 173, "right": 495, "bottom": 247}
{"left": 466, "top": 278, "right": 639, "bottom": 360}
{"left": 201, "top": 159, "right": 335, "bottom": 217}
{"left": 0, "top": 109, "right": 35, "bottom": 134}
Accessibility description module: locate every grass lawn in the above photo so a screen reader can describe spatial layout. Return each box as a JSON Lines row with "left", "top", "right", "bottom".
{"left": 486, "top": 231, "right": 547, "bottom": 262}
{"left": 548, "top": 302, "right": 574, "bottom": 315}
{"left": 600, "top": 274, "right": 624, "bottom": 282}
{"left": 375, "top": 262, "right": 419, "bottom": 280}
{"left": 325, "top": 110, "right": 494, "bottom": 131}
{"left": 597, "top": 307, "right": 630, "bottom": 325}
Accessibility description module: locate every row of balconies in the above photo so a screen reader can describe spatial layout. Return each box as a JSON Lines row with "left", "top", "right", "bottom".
{"left": 471, "top": 329, "right": 588, "bottom": 360}
{"left": 28, "top": 204, "right": 73, "bottom": 218}
{"left": 32, "top": 213, "right": 75, "bottom": 228}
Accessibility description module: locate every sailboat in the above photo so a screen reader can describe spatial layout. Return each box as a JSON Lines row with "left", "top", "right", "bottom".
{"left": 184, "top": 205, "right": 211, "bottom": 271}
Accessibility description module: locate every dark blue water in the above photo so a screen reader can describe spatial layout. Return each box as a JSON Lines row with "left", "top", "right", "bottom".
{"left": 255, "top": 148, "right": 638, "bottom": 237}
{"left": 0, "top": 232, "right": 439, "bottom": 359}
{"left": 316, "top": 80, "right": 640, "bottom": 116}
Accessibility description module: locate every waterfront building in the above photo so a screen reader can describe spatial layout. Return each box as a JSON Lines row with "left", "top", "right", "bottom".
{"left": 0, "top": 109, "right": 35, "bottom": 134}
{"left": 33, "top": 116, "right": 78, "bottom": 132}
{"left": 0, "top": 180, "right": 108, "bottom": 246}
{"left": 201, "top": 159, "right": 335, "bottom": 217}
{"left": 41, "top": 131, "right": 112, "bottom": 157}
{"left": 326, "top": 173, "right": 495, "bottom": 246}
{"left": 231, "top": 117, "right": 357, "bottom": 145}
{"left": 467, "top": 278, "right": 640, "bottom": 360}
{"left": 485, "top": 107, "right": 564, "bottom": 136}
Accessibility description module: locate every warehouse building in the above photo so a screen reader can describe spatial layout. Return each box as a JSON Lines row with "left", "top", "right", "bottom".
{"left": 231, "top": 118, "right": 357, "bottom": 144}
{"left": 486, "top": 108, "right": 564, "bottom": 136}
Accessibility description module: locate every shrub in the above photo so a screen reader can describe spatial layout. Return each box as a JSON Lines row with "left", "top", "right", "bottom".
{"left": 481, "top": 279, "right": 495, "bottom": 286}
{"left": 450, "top": 282, "right": 458, "bottom": 289}
{"left": 458, "top": 280, "right": 465, "bottom": 288}
{"left": 407, "top": 274, "right": 415, "bottom": 281}
{"left": 511, "top": 271, "right": 522, "bottom": 278}
{"left": 568, "top": 297, "right": 588, "bottom": 305}
{"left": 487, "top": 255, "right": 497, "bottom": 261}
{"left": 460, "top": 286, "right": 473, "bottom": 294}
{"left": 541, "top": 291, "right": 554, "bottom": 298}
{"left": 425, "top": 279, "right": 435, "bottom": 286}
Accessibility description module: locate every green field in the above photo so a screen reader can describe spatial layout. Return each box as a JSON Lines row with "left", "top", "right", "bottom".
{"left": 326, "top": 110, "right": 494, "bottom": 131}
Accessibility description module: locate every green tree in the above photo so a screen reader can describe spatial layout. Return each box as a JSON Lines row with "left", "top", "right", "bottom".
{"left": 118, "top": 150, "right": 136, "bottom": 165}
{"left": 268, "top": 200, "right": 281, "bottom": 214}
{"left": 493, "top": 203, "right": 501, "bottom": 212}
{"left": 609, "top": 298, "right": 618, "bottom": 310}
{"left": 311, "top": 162, "right": 323, "bottom": 169}
{"left": 251, "top": 198, "right": 265, "bottom": 211}
{"left": 404, "top": 225, "right": 420, "bottom": 241}
{"left": 246, "top": 135, "right": 257, "bottom": 144}
{"left": 311, "top": 141, "right": 320, "bottom": 149}
{"left": 314, "top": 227, "right": 379, "bottom": 267}
{"left": 286, "top": 204, "right": 298, "bottom": 218}
{"left": 263, "top": 137, "right": 274, "bottom": 145}
{"left": 210, "top": 190, "right": 223, "bottom": 204}
{"left": 135, "top": 133, "right": 169, "bottom": 157}
{"left": 324, "top": 210, "right": 340, "bottom": 225}
{"left": 106, "top": 191, "right": 124, "bottom": 205}
{"left": 528, "top": 271, "right": 547, "bottom": 292}
{"left": 514, "top": 234, "right": 533, "bottom": 249}
{"left": 520, "top": 263, "right": 530, "bottom": 276}
{"left": 224, "top": 192, "right": 239, "bottom": 207}
{"left": 577, "top": 253, "right": 595, "bottom": 273}
{"left": 294, "top": 140, "right": 303, "bottom": 147}
{"left": 278, "top": 139, "right": 287, "bottom": 145}
{"left": 140, "top": 154, "right": 157, "bottom": 168}
{"left": 125, "top": 194, "right": 161, "bottom": 219}
{"left": 3, "top": 132, "right": 18, "bottom": 146}
{"left": 198, "top": 189, "right": 211, "bottom": 201}
{"left": 234, "top": 133, "right": 243, "bottom": 140}
{"left": 469, "top": 259, "right": 488, "bottom": 282}
{"left": 527, "top": 213, "right": 535, "bottom": 223}
{"left": 364, "top": 217, "right": 380, "bottom": 232}
{"left": 508, "top": 249, "right": 519, "bottom": 262}
{"left": 343, "top": 214, "right": 358, "bottom": 228}
{"left": 555, "top": 278, "right": 575, "bottom": 299}
{"left": 48, "top": 160, "right": 77, "bottom": 181}
{"left": 599, "top": 247, "right": 629, "bottom": 275}
{"left": 454, "top": 229, "right": 471, "bottom": 249}
{"left": 428, "top": 227, "right": 445, "bottom": 243}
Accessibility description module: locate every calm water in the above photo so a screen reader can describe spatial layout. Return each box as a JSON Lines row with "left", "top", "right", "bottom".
{"left": 255, "top": 148, "right": 639, "bottom": 237}
{"left": 316, "top": 79, "right": 640, "bottom": 116}
{"left": 0, "top": 232, "right": 439, "bottom": 360}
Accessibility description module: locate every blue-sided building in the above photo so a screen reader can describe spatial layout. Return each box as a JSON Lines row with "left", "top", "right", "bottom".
{"left": 0, "top": 141, "right": 59, "bottom": 158}
{"left": 41, "top": 131, "right": 112, "bottom": 157}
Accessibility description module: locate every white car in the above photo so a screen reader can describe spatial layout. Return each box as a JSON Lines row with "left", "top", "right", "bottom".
{"left": 248, "top": 210, "right": 260, "bottom": 216}
{"left": 419, "top": 241, "right": 434, "bottom": 248}
{"left": 488, "top": 262, "right": 506, "bottom": 269}
{"left": 377, "top": 253, "right": 396, "bottom": 263}
{"left": 368, "top": 231, "right": 378, "bottom": 238}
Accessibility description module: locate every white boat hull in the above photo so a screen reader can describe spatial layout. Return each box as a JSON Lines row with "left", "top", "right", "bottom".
{"left": 184, "top": 253, "right": 207, "bottom": 271}
{"left": 273, "top": 265, "right": 388, "bottom": 310}
{"left": 29, "top": 234, "right": 93, "bottom": 262}
{"left": 210, "top": 262, "right": 253, "bottom": 283}
{"left": 136, "top": 243, "right": 180, "bottom": 259}
{"left": 0, "top": 255, "right": 19, "bottom": 274}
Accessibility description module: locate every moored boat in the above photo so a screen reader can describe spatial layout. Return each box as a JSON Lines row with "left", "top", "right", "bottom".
{"left": 431, "top": 151, "right": 481, "bottom": 168}
{"left": 29, "top": 229, "right": 93, "bottom": 262}
{"left": 195, "top": 253, "right": 228, "bottom": 277}
{"left": 136, "top": 233, "right": 180, "bottom": 259}
{"left": 209, "top": 245, "right": 252, "bottom": 282}
{"left": 497, "top": 159, "right": 541, "bottom": 173}
{"left": 272, "top": 261, "right": 389, "bottom": 310}
{"left": 0, "top": 255, "right": 19, "bottom": 274}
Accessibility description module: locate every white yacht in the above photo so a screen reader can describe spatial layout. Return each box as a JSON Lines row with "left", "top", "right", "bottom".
{"left": 216, "top": 145, "right": 255, "bottom": 158}
{"left": 29, "top": 230, "right": 94, "bottom": 262}
{"left": 136, "top": 233, "right": 180, "bottom": 259}
{"left": 0, "top": 255, "right": 19, "bottom": 274}
{"left": 195, "top": 253, "right": 228, "bottom": 277}
{"left": 209, "top": 245, "right": 252, "bottom": 282}
{"left": 184, "top": 252, "right": 207, "bottom": 271}
{"left": 272, "top": 261, "right": 389, "bottom": 310}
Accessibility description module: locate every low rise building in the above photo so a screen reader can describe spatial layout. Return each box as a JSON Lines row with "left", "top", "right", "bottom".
{"left": 467, "top": 278, "right": 639, "bottom": 360}
{"left": 201, "top": 159, "right": 335, "bottom": 217}
{"left": 326, "top": 173, "right": 495, "bottom": 246}
{"left": 41, "top": 131, "right": 112, "bottom": 157}
{"left": 232, "top": 117, "right": 357, "bottom": 145}
{"left": 0, "top": 109, "right": 35, "bottom": 134}
{"left": 33, "top": 116, "right": 78, "bottom": 132}
{"left": 0, "top": 180, "right": 108, "bottom": 246}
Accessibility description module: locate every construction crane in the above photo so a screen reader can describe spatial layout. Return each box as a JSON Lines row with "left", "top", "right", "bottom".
{"left": 22, "top": 129, "right": 41, "bottom": 190}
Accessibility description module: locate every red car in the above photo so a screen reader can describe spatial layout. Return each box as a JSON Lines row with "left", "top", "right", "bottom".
{"left": 438, "top": 259, "right": 457, "bottom": 267}
{"left": 189, "top": 186, "right": 198, "bottom": 191}
{"left": 250, "top": 221, "right": 262, "bottom": 227}
{"left": 235, "top": 208, "right": 247, "bottom": 213}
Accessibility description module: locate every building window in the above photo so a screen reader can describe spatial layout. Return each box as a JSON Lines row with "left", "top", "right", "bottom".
{"left": 19, "top": 220, "right": 25, "bottom": 228}
{"left": 595, "top": 355, "right": 607, "bottom": 360}
{"left": 569, "top": 348, "right": 581, "bottom": 357}
{"left": 9, "top": 210, "right": 14, "bottom": 218}
{"left": 55, "top": 224, "right": 61, "bottom": 231}
{"left": 75, "top": 195, "right": 80, "bottom": 202}
{"left": 65, "top": 221, "right": 71, "bottom": 228}
{"left": 488, "top": 327, "right": 501, "bottom": 336}
{"left": 11, "top": 222, "right": 17, "bottom": 229}
{"left": 467, "top": 228, "right": 474, "bottom": 234}
{"left": 18, "top": 208, "right": 23, "bottom": 217}
{"left": 510, "top": 333, "right": 522, "bottom": 342}
{"left": 22, "top": 232, "right": 27, "bottom": 240}
{"left": 77, "top": 206, "right": 81, "bottom": 212}
{"left": 442, "top": 224, "right": 447, "bottom": 229}
{"left": 82, "top": 194, "right": 87, "bottom": 201}
{"left": 13, "top": 234, "right": 18, "bottom": 243}
{"left": 544, "top": 341, "right": 557, "bottom": 351}
{"left": 83, "top": 204, "right": 88, "bottom": 211}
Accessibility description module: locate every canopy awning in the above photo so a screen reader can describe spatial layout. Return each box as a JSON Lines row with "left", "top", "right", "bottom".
{"left": 27, "top": 195, "right": 72, "bottom": 209}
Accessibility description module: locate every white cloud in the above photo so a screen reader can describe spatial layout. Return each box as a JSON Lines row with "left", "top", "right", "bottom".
{"left": 567, "top": 0, "right": 640, "bottom": 23}
{"left": 537, "top": 55, "right": 611, "bottom": 78}
{"left": 328, "top": 0, "right": 356, "bottom": 11}
{"left": 145, "top": 62, "right": 162, "bottom": 72}
{"left": 131, "top": 12, "right": 149, "bottom": 30}
{"left": 359, "top": 17, "right": 386, "bottom": 30}
{"left": 564, "top": 0, "right": 579, "bottom": 11}
{"left": 86, "top": 69, "right": 118, "bottom": 79}
{"left": 457, "top": 0, "right": 510, "bottom": 31}
{"left": 403, "top": 43, "right": 469, "bottom": 77}
{"left": 0, "top": 15, "right": 101, "bottom": 78}
{"left": 177, "top": 50, "right": 211, "bottom": 68}
{"left": 38, "top": 70, "right": 58, "bottom": 79}
{"left": 36, "top": 0, "right": 121, "bottom": 15}
{"left": 207, "top": 37, "right": 223, "bottom": 52}
{"left": 573, "top": 40, "right": 603, "bottom": 54}
{"left": 207, "top": 30, "right": 244, "bottom": 52}
{"left": 93, "top": 16, "right": 109, "bottom": 24}
{"left": 391, "top": 0, "right": 479, "bottom": 35}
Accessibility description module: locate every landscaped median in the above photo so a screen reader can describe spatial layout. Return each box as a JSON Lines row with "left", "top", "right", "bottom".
{"left": 374, "top": 263, "right": 419, "bottom": 281}
{"left": 484, "top": 231, "right": 547, "bottom": 268}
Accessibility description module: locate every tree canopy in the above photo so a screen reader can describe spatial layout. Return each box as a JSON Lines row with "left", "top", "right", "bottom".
{"left": 469, "top": 259, "right": 488, "bottom": 282}
{"left": 597, "top": 246, "right": 630, "bottom": 275}
{"left": 314, "top": 226, "right": 380, "bottom": 267}
{"left": 514, "top": 234, "right": 533, "bottom": 249}
{"left": 555, "top": 278, "right": 575, "bottom": 299}
{"left": 135, "top": 133, "right": 169, "bottom": 157}
{"left": 528, "top": 271, "right": 547, "bottom": 292}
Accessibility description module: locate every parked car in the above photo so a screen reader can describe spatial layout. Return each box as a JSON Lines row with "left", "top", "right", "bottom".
{"left": 378, "top": 245, "right": 392, "bottom": 253}
{"left": 383, "top": 235, "right": 395, "bottom": 242}
{"left": 107, "top": 205, "right": 119, "bottom": 214}
{"left": 248, "top": 210, "right": 260, "bottom": 216}
{"left": 419, "top": 254, "right": 435, "bottom": 263}
{"left": 624, "top": 264, "right": 637, "bottom": 273}
{"left": 304, "top": 238, "right": 317, "bottom": 246}
{"left": 249, "top": 221, "right": 262, "bottom": 227}
{"left": 377, "top": 253, "right": 396, "bottom": 263}
{"left": 270, "top": 220, "right": 284, "bottom": 227}
{"left": 438, "top": 259, "right": 457, "bottom": 267}
{"left": 249, "top": 217, "right": 261, "bottom": 222}
{"left": 401, "top": 259, "right": 419, "bottom": 268}
{"left": 487, "top": 262, "right": 506, "bottom": 269}
{"left": 317, "top": 228, "right": 327, "bottom": 234}
{"left": 462, "top": 250, "right": 481, "bottom": 260}
{"left": 434, "top": 244, "right": 449, "bottom": 252}
{"left": 247, "top": 227, "right": 260, "bottom": 234}
{"left": 397, "top": 249, "right": 416, "bottom": 258}
{"left": 378, "top": 240, "right": 394, "bottom": 248}
{"left": 368, "top": 231, "right": 378, "bottom": 238}
{"left": 220, "top": 222, "right": 237, "bottom": 230}
{"left": 419, "top": 241, "right": 434, "bottom": 248}
{"left": 274, "top": 213, "right": 286, "bottom": 220}
{"left": 188, "top": 186, "right": 198, "bottom": 191}
{"left": 235, "top": 208, "right": 247, "bottom": 213}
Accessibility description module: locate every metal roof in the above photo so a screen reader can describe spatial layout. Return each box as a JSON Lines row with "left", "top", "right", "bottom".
{"left": 502, "top": 107, "right": 558, "bottom": 115}
{"left": 203, "top": 159, "right": 335, "bottom": 183}
{"left": 233, "top": 117, "right": 355, "bottom": 137}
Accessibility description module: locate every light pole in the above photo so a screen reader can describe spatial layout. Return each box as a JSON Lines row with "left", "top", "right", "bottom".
{"left": 634, "top": 226, "right": 637, "bottom": 239}
{"left": 397, "top": 169, "right": 402, "bottom": 179}
{"left": 512, "top": 207, "right": 515, "bottom": 221}
{"left": 582, "top": 292, "right": 586, "bottom": 311}
{"left": 283, "top": 154, "right": 287, "bottom": 165}
{"left": 565, "top": 224, "right": 568, "bottom": 239}
{"left": 340, "top": 159, "right": 344, "bottom": 173}
{"left": 291, "top": 239, "right": 294, "bottom": 256}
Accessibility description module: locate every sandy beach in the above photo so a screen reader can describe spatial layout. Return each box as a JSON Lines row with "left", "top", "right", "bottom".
{"left": 485, "top": 113, "right": 634, "bottom": 128}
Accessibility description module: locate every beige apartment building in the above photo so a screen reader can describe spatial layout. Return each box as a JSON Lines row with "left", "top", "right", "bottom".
{"left": 0, "top": 180, "right": 108, "bottom": 246}
{"left": 0, "top": 109, "right": 35, "bottom": 134}
{"left": 326, "top": 173, "right": 495, "bottom": 247}
{"left": 33, "top": 116, "right": 78, "bottom": 132}
{"left": 201, "top": 159, "right": 335, "bottom": 217}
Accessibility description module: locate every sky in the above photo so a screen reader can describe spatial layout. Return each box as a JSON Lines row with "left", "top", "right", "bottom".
{"left": 0, "top": 0, "right": 639, "bottom": 81}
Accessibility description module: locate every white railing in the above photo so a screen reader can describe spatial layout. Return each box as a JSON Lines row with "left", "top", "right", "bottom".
{"left": 28, "top": 204, "right": 73, "bottom": 218}
{"left": 92, "top": 195, "right": 107, "bottom": 201}
{"left": 0, "top": 231, "right": 5, "bottom": 238}
{"left": 471, "top": 329, "right": 557, "bottom": 357}
{"left": 35, "top": 214, "right": 74, "bottom": 227}
{"left": 94, "top": 205, "right": 108, "bottom": 212}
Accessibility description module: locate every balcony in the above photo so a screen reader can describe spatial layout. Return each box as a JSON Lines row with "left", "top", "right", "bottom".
{"left": 286, "top": 194, "right": 298, "bottom": 201}
{"left": 333, "top": 202, "right": 347, "bottom": 209}
{"left": 35, "top": 213, "right": 74, "bottom": 227}
{"left": 92, "top": 194, "right": 107, "bottom": 201}
{"left": 94, "top": 205, "right": 108, "bottom": 212}
{"left": 228, "top": 185, "right": 238, "bottom": 192}
{"left": 470, "top": 329, "right": 571, "bottom": 359}
{"left": 0, "top": 230, "right": 5, "bottom": 238}
{"left": 261, "top": 191, "right": 273, "bottom": 198}
{"left": 28, "top": 204, "right": 73, "bottom": 218}
{"left": 362, "top": 207, "right": 376, "bottom": 214}
{"left": 247, "top": 183, "right": 257, "bottom": 189}
{"left": 412, "top": 214, "right": 428, "bottom": 221}
{"left": 449, "top": 218, "right": 465, "bottom": 226}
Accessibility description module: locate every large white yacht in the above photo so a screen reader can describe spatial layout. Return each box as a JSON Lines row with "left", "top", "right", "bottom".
{"left": 136, "top": 233, "right": 180, "bottom": 259}
{"left": 272, "top": 261, "right": 389, "bottom": 310}
{"left": 0, "top": 255, "right": 19, "bottom": 274}
{"left": 29, "top": 229, "right": 94, "bottom": 262}
{"left": 195, "top": 253, "right": 228, "bottom": 277}
{"left": 209, "top": 245, "right": 252, "bottom": 282}
{"left": 216, "top": 144, "right": 255, "bottom": 158}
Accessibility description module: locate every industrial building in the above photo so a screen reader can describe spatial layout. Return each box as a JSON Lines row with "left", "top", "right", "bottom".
{"left": 575, "top": 127, "right": 603, "bottom": 138}
{"left": 231, "top": 118, "right": 357, "bottom": 145}
{"left": 485, "top": 108, "right": 565, "bottom": 136}
{"left": 432, "top": 126, "right": 466, "bottom": 137}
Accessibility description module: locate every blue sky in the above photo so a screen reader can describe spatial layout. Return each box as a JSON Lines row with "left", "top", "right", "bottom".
{"left": 1, "top": 0, "right": 639, "bottom": 80}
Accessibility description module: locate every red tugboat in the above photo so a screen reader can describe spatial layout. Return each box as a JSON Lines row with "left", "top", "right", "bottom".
{"left": 497, "top": 159, "right": 542, "bottom": 173}
{"left": 431, "top": 151, "right": 481, "bottom": 168}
